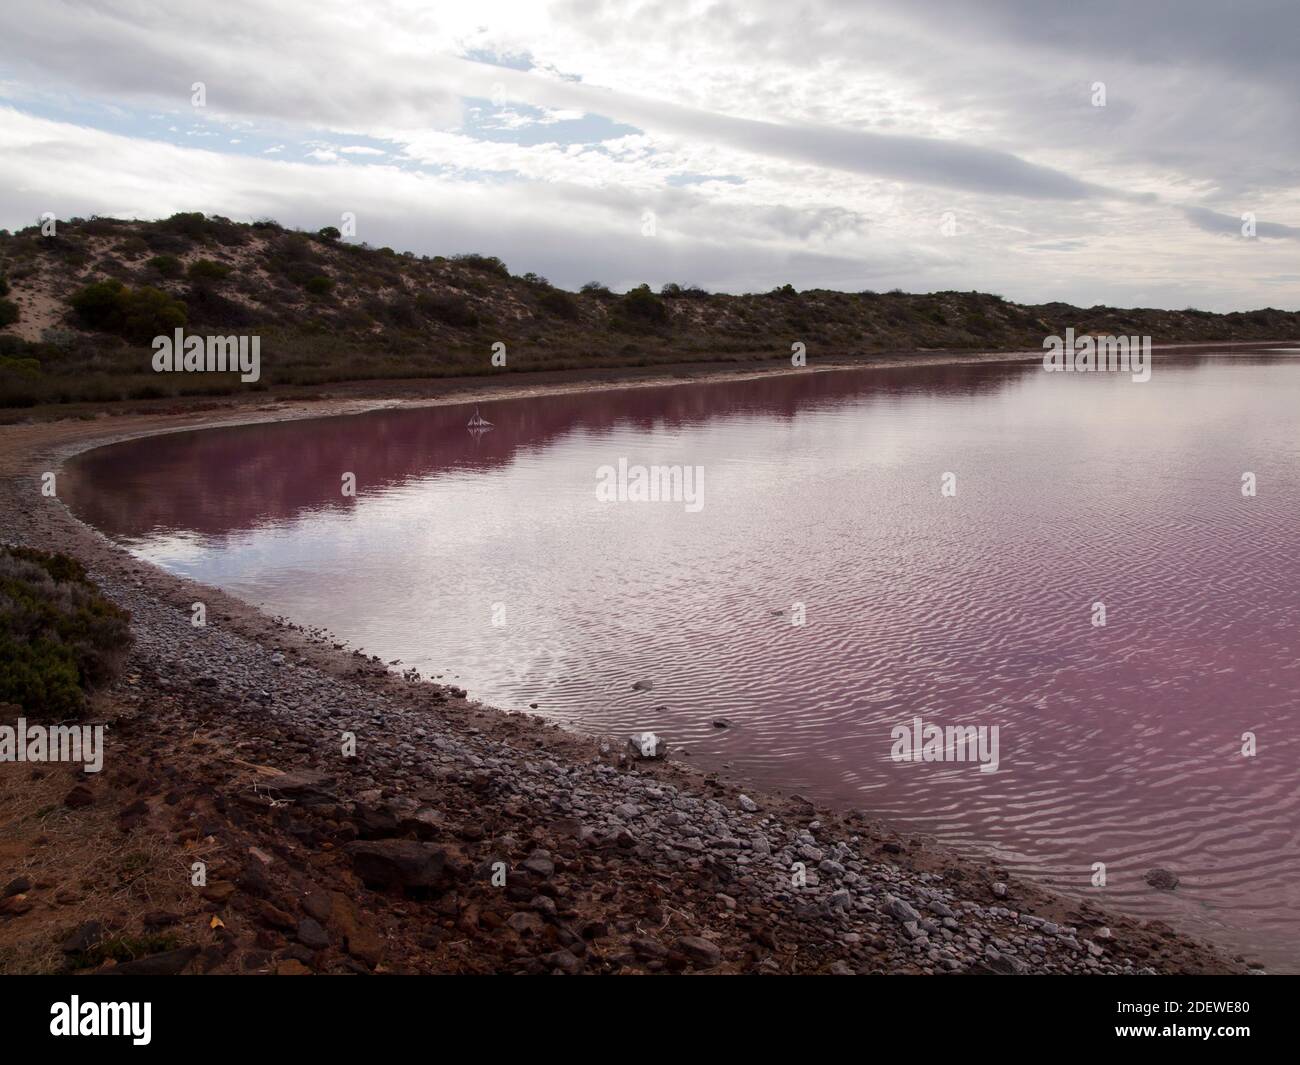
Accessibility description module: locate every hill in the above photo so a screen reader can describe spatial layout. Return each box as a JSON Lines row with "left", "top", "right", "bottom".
{"left": 2, "top": 213, "right": 1298, "bottom": 407}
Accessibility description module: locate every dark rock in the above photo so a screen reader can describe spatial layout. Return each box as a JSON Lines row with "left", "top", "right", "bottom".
{"left": 199, "top": 881, "right": 236, "bottom": 905}
{"left": 60, "top": 921, "right": 105, "bottom": 954}
{"left": 99, "top": 946, "right": 200, "bottom": 976}
{"left": 141, "top": 910, "right": 181, "bottom": 929}
{"left": 266, "top": 770, "right": 337, "bottom": 806}
{"left": 630, "top": 936, "right": 669, "bottom": 960}
{"left": 343, "top": 840, "right": 450, "bottom": 890}
{"left": 297, "top": 917, "right": 330, "bottom": 949}
{"left": 984, "top": 949, "right": 1029, "bottom": 975}
{"left": 0, "top": 895, "right": 33, "bottom": 916}
{"left": 279, "top": 944, "right": 316, "bottom": 965}
{"left": 302, "top": 889, "right": 333, "bottom": 923}
{"left": 352, "top": 803, "right": 401, "bottom": 839}
{"left": 236, "top": 862, "right": 274, "bottom": 899}
{"left": 885, "top": 897, "right": 920, "bottom": 923}
{"left": 673, "top": 935, "right": 722, "bottom": 969}
{"left": 63, "top": 784, "right": 94, "bottom": 809}
{"left": 521, "top": 853, "right": 554, "bottom": 878}
{"left": 255, "top": 900, "right": 296, "bottom": 931}
{"left": 507, "top": 911, "right": 544, "bottom": 936}
{"left": 541, "top": 949, "right": 582, "bottom": 974}
{"left": 399, "top": 807, "right": 444, "bottom": 840}
{"left": 2, "top": 876, "right": 31, "bottom": 897}
{"left": 1145, "top": 868, "right": 1179, "bottom": 891}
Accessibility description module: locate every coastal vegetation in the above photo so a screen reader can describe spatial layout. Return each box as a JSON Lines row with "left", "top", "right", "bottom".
{"left": 1, "top": 213, "right": 1298, "bottom": 407}
{"left": 0, "top": 545, "right": 132, "bottom": 718}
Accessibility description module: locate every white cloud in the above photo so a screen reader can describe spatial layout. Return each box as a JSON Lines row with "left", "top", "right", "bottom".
{"left": 0, "top": 0, "right": 1295, "bottom": 310}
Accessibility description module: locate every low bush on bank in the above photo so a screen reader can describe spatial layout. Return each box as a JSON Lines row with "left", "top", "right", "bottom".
{"left": 0, "top": 546, "right": 133, "bottom": 718}
{"left": 69, "top": 279, "right": 188, "bottom": 341}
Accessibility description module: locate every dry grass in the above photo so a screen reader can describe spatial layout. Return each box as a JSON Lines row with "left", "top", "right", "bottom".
{"left": 0, "top": 703, "right": 212, "bottom": 974}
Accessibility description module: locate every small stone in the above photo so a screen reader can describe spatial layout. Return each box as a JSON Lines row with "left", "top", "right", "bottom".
{"left": 142, "top": 910, "right": 181, "bottom": 929}
{"left": 508, "top": 912, "right": 544, "bottom": 936}
{"left": 63, "top": 785, "right": 94, "bottom": 809}
{"left": 738, "top": 795, "right": 758, "bottom": 813}
{"left": 297, "top": 917, "right": 330, "bottom": 949}
{"left": 61, "top": 921, "right": 105, "bottom": 954}
{"left": 1145, "top": 868, "right": 1179, "bottom": 891}
{"left": 541, "top": 949, "right": 582, "bottom": 974}
{"left": 673, "top": 935, "right": 722, "bottom": 969}
{"left": 302, "top": 890, "right": 333, "bottom": 922}
{"left": 630, "top": 937, "right": 668, "bottom": 960}
{"left": 3, "top": 876, "right": 31, "bottom": 897}
{"left": 886, "top": 897, "right": 921, "bottom": 923}
{"left": 199, "top": 881, "right": 236, "bottom": 904}
{"left": 521, "top": 853, "right": 555, "bottom": 878}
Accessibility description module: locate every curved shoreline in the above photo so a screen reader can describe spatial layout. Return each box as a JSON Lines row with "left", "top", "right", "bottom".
{"left": 0, "top": 348, "right": 1268, "bottom": 974}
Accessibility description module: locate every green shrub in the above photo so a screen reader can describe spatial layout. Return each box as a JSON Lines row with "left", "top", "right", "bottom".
{"left": 142, "top": 230, "right": 189, "bottom": 255}
{"left": 0, "top": 298, "right": 18, "bottom": 327}
{"left": 380, "top": 295, "right": 418, "bottom": 328}
{"left": 537, "top": 287, "right": 579, "bottom": 320}
{"left": 317, "top": 226, "right": 341, "bottom": 241}
{"left": 451, "top": 253, "right": 510, "bottom": 278}
{"left": 415, "top": 293, "right": 478, "bottom": 327}
{"left": 187, "top": 258, "right": 232, "bottom": 283}
{"left": 115, "top": 235, "right": 150, "bottom": 259}
{"left": 161, "top": 211, "right": 209, "bottom": 240}
{"left": 661, "top": 282, "right": 708, "bottom": 299}
{"left": 69, "top": 279, "right": 187, "bottom": 340}
{"left": 0, "top": 546, "right": 132, "bottom": 718}
{"left": 619, "top": 284, "right": 668, "bottom": 325}
{"left": 146, "top": 254, "right": 183, "bottom": 278}
{"left": 0, "top": 354, "right": 39, "bottom": 378}
{"left": 304, "top": 275, "right": 334, "bottom": 296}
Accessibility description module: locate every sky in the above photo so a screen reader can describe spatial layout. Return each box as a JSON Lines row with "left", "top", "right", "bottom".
{"left": 0, "top": 0, "right": 1296, "bottom": 311}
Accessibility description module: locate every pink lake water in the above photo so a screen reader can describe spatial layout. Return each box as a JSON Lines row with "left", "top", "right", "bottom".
{"left": 64, "top": 352, "right": 1300, "bottom": 971}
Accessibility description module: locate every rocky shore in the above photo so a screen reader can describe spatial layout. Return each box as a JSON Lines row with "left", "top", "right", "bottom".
{"left": 0, "top": 363, "right": 1251, "bottom": 975}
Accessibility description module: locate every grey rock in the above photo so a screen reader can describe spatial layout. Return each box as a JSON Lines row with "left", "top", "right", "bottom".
{"left": 886, "top": 897, "right": 921, "bottom": 923}
{"left": 674, "top": 935, "right": 722, "bottom": 968}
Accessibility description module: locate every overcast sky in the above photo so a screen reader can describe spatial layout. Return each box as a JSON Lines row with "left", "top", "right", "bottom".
{"left": 1, "top": 0, "right": 1296, "bottom": 310}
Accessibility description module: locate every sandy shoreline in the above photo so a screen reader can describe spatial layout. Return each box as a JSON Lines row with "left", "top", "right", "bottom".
{"left": 0, "top": 346, "right": 1266, "bottom": 974}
